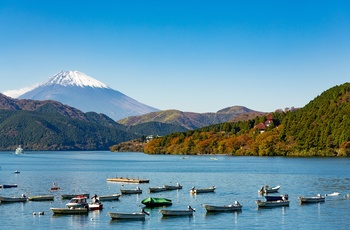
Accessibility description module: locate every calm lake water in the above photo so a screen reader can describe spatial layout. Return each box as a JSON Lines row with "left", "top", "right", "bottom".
{"left": 0, "top": 151, "right": 349, "bottom": 230}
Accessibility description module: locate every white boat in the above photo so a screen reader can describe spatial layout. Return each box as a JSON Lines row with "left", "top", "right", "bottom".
{"left": 256, "top": 199, "right": 290, "bottom": 208}
{"left": 98, "top": 194, "right": 121, "bottom": 201}
{"left": 163, "top": 183, "right": 182, "bottom": 190}
{"left": 190, "top": 186, "right": 216, "bottom": 194}
{"left": 120, "top": 186, "right": 142, "bottom": 194}
{"left": 299, "top": 194, "right": 325, "bottom": 203}
{"left": 160, "top": 206, "right": 195, "bottom": 216}
{"left": 28, "top": 195, "right": 54, "bottom": 201}
{"left": 108, "top": 210, "right": 149, "bottom": 220}
{"left": 149, "top": 186, "right": 167, "bottom": 193}
{"left": 88, "top": 201, "right": 103, "bottom": 210}
{"left": 202, "top": 201, "right": 242, "bottom": 212}
{"left": 15, "top": 145, "right": 23, "bottom": 154}
{"left": 325, "top": 192, "right": 340, "bottom": 197}
{"left": 0, "top": 195, "right": 27, "bottom": 202}
{"left": 66, "top": 196, "right": 89, "bottom": 208}
{"left": 258, "top": 185, "right": 280, "bottom": 194}
{"left": 51, "top": 207, "right": 88, "bottom": 215}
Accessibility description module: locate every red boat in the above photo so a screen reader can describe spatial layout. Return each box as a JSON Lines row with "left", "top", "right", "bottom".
{"left": 88, "top": 195, "right": 103, "bottom": 211}
{"left": 50, "top": 182, "right": 60, "bottom": 191}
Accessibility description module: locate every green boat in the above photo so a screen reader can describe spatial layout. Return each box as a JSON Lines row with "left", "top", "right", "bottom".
{"left": 141, "top": 197, "right": 172, "bottom": 207}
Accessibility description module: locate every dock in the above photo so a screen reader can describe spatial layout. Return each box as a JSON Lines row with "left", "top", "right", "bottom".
{"left": 107, "top": 176, "right": 150, "bottom": 183}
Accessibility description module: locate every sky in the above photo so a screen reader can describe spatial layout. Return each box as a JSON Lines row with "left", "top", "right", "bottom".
{"left": 1, "top": 1, "right": 350, "bottom": 113}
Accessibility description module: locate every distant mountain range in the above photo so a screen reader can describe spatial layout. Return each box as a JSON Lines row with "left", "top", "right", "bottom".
{"left": 118, "top": 106, "right": 266, "bottom": 130}
{"left": 17, "top": 71, "right": 159, "bottom": 120}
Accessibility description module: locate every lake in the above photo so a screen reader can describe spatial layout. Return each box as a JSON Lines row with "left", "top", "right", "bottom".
{"left": 0, "top": 151, "right": 349, "bottom": 229}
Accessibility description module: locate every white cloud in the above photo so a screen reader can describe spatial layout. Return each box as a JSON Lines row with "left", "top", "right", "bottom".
{"left": 2, "top": 83, "right": 41, "bottom": 98}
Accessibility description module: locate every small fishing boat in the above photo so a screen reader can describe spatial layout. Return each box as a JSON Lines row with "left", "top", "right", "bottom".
{"left": 149, "top": 186, "right": 167, "bottom": 193}
{"left": 66, "top": 196, "right": 89, "bottom": 209}
{"left": 325, "top": 192, "right": 340, "bottom": 197}
{"left": 50, "top": 207, "right": 88, "bottom": 215}
{"left": 107, "top": 176, "right": 149, "bottom": 183}
{"left": 88, "top": 195, "right": 103, "bottom": 211}
{"left": 256, "top": 199, "right": 290, "bottom": 208}
{"left": 264, "top": 194, "right": 288, "bottom": 201}
{"left": 61, "top": 193, "right": 90, "bottom": 199}
{"left": 120, "top": 186, "right": 142, "bottom": 194}
{"left": 141, "top": 197, "right": 172, "bottom": 207}
{"left": 28, "top": 195, "right": 54, "bottom": 201}
{"left": 190, "top": 186, "right": 216, "bottom": 194}
{"left": 0, "top": 184, "right": 18, "bottom": 188}
{"left": 202, "top": 201, "right": 242, "bottom": 212}
{"left": 163, "top": 183, "right": 182, "bottom": 190}
{"left": 258, "top": 185, "right": 280, "bottom": 194}
{"left": 108, "top": 209, "right": 149, "bottom": 220}
{"left": 50, "top": 182, "right": 60, "bottom": 191}
{"left": 15, "top": 145, "right": 23, "bottom": 154}
{"left": 160, "top": 206, "right": 195, "bottom": 216}
{"left": 98, "top": 194, "right": 121, "bottom": 201}
{"left": 14, "top": 170, "right": 20, "bottom": 174}
{"left": 299, "top": 194, "right": 325, "bottom": 203}
{"left": 0, "top": 194, "right": 27, "bottom": 202}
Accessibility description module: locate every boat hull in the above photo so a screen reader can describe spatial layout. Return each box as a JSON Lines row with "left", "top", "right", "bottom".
{"left": 258, "top": 185, "right": 280, "bottom": 194}
{"left": 1, "top": 184, "right": 18, "bottom": 188}
{"left": 61, "top": 194, "right": 90, "bottom": 199}
{"left": 99, "top": 194, "right": 121, "bottom": 201}
{"left": 120, "top": 189, "right": 142, "bottom": 194}
{"left": 51, "top": 208, "right": 88, "bottom": 215}
{"left": 149, "top": 187, "right": 167, "bottom": 193}
{"left": 203, "top": 204, "right": 242, "bottom": 212}
{"left": 264, "top": 194, "right": 288, "bottom": 201}
{"left": 256, "top": 200, "right": 289, "bottom": 208}
{"left": 299, "top": 197, "right": 325, "bottom": 203}
{"left": 190, "top": 187, "right": 216, "bottom": 194}
{"left": 88, "top": 203, "right": 103, "bottom": 211}
{"left": 28, "top": 195, "right": 54, "bottom": 201}
{"left": 108, "top": 212, "right": 145, "bottom": 220}
{"left": 160, "top": 210, "right": 194, "bottom": 216}
{"left": 107, "top": 177, "right": 149, "bottom": 183}
{"left": 163, "top": 185, "right": 182, "bottom": 190}
{"left": 0, "top": 196, "right": 27, "bottom": 202}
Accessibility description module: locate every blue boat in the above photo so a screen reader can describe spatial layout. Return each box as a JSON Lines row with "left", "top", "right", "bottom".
{"left": 0, "top": 184, "right": 18, "bottom": 188}
{"left": 264, "top": 194, "right": 288, "bottom": 201}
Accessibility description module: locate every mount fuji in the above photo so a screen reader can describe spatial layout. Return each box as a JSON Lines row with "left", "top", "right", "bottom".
{"left": 17, "top": 71, "right": 159, "bottom": 120}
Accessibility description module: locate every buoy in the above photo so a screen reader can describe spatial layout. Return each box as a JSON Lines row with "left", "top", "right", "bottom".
{"left": 33, "top": 212, "right": 36, "bottom": 215}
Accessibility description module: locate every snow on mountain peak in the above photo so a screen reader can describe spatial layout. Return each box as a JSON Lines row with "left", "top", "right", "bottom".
{"left": 45, "top": 71, "right": 109, "bottom": 88}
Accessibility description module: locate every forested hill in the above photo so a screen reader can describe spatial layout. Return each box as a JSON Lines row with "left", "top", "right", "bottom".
{"left": 144, "top": 83, "right": 350, "bottom": 157}
{"left": 0, "top": 94, "right": 137, "bottom": 150}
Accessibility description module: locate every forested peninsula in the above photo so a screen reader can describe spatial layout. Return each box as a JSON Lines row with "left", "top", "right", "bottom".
{"left": 144, "top": 83, "right": 350, "bottom": 157}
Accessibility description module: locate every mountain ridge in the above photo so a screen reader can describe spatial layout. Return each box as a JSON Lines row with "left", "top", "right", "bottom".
{"left": 118, "top": 106, "right": 266, "bottom": 130}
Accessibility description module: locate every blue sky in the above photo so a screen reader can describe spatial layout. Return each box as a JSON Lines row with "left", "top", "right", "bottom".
{"left": 1, "top": 1, "right": 350, "bottom": 113}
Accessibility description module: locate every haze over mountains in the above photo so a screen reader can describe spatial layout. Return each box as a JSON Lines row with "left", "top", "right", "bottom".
{"left": 17, "top": 71, "right": 159, "bottom": 120}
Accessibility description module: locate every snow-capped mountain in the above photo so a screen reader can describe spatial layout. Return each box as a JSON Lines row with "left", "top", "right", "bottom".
{"left": 17, "top": 71, "right": 159, "bottom": 120}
